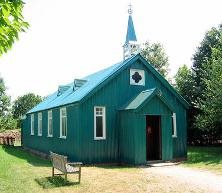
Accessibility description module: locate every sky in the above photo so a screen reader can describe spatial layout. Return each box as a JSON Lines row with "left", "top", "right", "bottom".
{"left": 1, "top": 0, "right": 222, "bottom": 100}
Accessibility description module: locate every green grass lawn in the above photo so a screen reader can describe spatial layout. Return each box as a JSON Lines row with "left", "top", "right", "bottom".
{"left": 0, "top": 145, "right": 148, "bottom": 193}
{"left": 0, "top": 145, "right": 50, "bottom": 193}
{"left": 183, "top": 146, "right": 222, "bottom": 174}
{"left": 1, "top": 145, "right": 222, "bottom": 193}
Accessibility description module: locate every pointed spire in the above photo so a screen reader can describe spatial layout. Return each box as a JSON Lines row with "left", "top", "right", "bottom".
{"left": 125, "top": 15, "right": 137, "bottom": 44}
{"left": 123, "top": 3, "right": 140, "bottom": 60}
{"left": 125, "top": 3, "right": 137, "bottom": 44}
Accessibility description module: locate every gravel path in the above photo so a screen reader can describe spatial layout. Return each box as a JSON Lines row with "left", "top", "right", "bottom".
{"left": 143, "top": 164, "right": 222, "bottom": 193}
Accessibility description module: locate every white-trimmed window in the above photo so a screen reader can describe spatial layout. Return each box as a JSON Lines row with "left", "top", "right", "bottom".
{"left": 60, "top": 107, "right": 67, "bottom": 138}
{"left": 31, "top": 114, "right": 34, "bottom": 135}
{"left": 38, "top": 112, "right": 42, "bottom": 136}
{"left": 130, "top": 69, "right": 145, "bottom": 86}
{"left": 94, "top": 106, "right": 106, "bottom": 140}
{"left": 48, "top": 110, "right": 53, "bottom": 137}
{"left": 172, "top": 113, "right": 177, "bottom": 137}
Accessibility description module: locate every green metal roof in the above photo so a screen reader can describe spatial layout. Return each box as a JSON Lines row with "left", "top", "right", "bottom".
{"left": 27, "top": 56, "right": 136, "bottom": 114}
{"left": 124, "top": 88, "right": 156, "bottom": 110}
{"left": 122, "top": 88, "right": 175, "bottom": 112}
{"left": 28, "top": 54, "right": 189, "bottom": 114}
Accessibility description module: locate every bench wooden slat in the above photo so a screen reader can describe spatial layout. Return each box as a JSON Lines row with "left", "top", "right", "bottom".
{"left": 66, "top": 164, "right": 79, "bottom": 173}
{"left": 50, "top": 152, "right": 67, "bottom": 173}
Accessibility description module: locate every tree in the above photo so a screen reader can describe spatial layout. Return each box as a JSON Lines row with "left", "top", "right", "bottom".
{"left": 184, "top": 24, "right": 222, "bottom": 144}
{"left": 0, "top": 114, "right": 17, "bottom": 131}
{"left": 0, "top": 77, "right": 10, "bottom": 116}
{"left": 174, "top": 65, "right": 200, "bottom": 144}
{"left": 175, "top": 65, "right": 194, "bottom": 104}
{"left": 192, "top": 25, "right": 222, "bottom": 106}
{"left": 195, "top": 48, "right": 222, "bottom": 143}
{"left": 0, "top": 0, "right": 29, "bottom": 56}
{"left": 0, "top": 76, "right": 16, "bottom": 131}
{"left": 12, "top": 93, "right": 42, "bottom": 119}
{"left": 141, "top": 41, "right": 169, "bottom": 77}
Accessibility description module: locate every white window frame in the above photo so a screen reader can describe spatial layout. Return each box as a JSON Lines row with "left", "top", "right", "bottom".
{"left": 47, "top": 110, "right": 53, "bottom": 137}
{"left": 172, "top": 113, "right": 177, "bottom": 138}
{"left": 60, "top": 107, "right": 67, "bottom": 139}
{"left": 31, "top": 114, "right": 34, "bottom": 135}
{"left": 94, "top": 106, "right": 106, "bottom": 140}
{"left": 38, "top": 112, "right": 42, "bottom": 136}
{"left": 130, "top": 69, "right": 145, "bottom": 86}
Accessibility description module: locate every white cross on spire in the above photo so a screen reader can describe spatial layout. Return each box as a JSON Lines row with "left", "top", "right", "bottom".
{"left": 128, "top": 3, "right": 133, "bottom": 15}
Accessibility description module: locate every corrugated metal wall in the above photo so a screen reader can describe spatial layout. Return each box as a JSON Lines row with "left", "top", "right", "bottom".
{"left": 119, "top": 112, "right": 146, "bottom": 164}
{"left": 22, "top": 105, "right": 81, "bottom": 161}
{"left": 76, "top": 60, "right": 148, "bottom": 163}
{"left": 76, "top": 59, "right": 186, "bottom": 163}
{"left": 23, "top": 58, "right": 187, "bottom": 164}
{"left": 140, "top": 97, "right": 173, "bottom": 161}
{"left": 120, "top": 96, "right": 173, "bottom": 164}
{"left": 144, "top": 68, "right": 187, "bottom": 158}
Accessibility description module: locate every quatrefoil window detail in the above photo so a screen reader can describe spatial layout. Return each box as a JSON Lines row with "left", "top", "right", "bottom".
{"left": 130, "top": 69, "right": 145, "bottom": 86}
{"left": 132, "top": 72, "right": 142, "bottom": 83}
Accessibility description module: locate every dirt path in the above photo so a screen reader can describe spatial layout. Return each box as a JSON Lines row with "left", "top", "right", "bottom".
{"left": 143, "top": 164, "right": 222, "bottom": 193}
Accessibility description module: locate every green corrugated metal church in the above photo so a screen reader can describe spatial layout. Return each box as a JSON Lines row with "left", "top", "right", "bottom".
{"left": 22, "top": 6, "right": 189, "bottom": 165}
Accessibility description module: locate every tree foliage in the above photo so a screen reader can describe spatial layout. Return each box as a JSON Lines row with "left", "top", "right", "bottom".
{"left": 174, "top": 65, "right": 200, "bottom": 144}
{"left": 0, "top": 76, "right": 16, "bottom": 131}
{"left": 195, "top": 48, "right": 222, "bottom": 137}
{"left": 174, "top": 65, "right": 194, "bottom": 104}
{"left": 192, "top": 25, "right": 222, "bottom": 106}
{"left": 12, "top": 93, "right": 42, "bottom": 119}
{"left": 0, "top": 77, "right": 10, "bottom": 116}
{"left": 141, "top": 41, "right": 169, "bottom": 77}
{"left": 0, "top": 0, "right": 29, "bottom": 56}
{"left": 0, "top": 114, "right": 16, "bottom": 131}
{"left": 181, "top": 24, "right": 222, "bottom": 144}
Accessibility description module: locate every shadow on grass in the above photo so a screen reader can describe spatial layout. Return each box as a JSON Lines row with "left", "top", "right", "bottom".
{"left": 35, "top": 176, "right": 80, "bottom": 189}
{"left": 186, "top": 146, "right": 222, "bottom": 165}
{"left": 1, "top": 145, "right": 50, "bottom": 167}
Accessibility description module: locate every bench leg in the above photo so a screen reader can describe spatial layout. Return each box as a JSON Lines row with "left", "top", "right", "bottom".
{"left": 52, "top": 167, "right": 54, "bottom": 177}
{"left": 65, "top": 173, "right": 67, "bottom": 183}
{"left": 79, "top": 167, "right": 81, "bottom": 183}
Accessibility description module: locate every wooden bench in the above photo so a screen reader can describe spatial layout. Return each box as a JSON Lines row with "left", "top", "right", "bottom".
{"left": 50, "top": 151, "right": 82, "bottom": 183}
